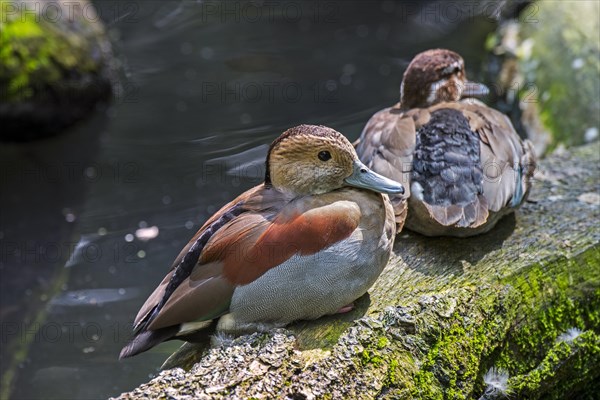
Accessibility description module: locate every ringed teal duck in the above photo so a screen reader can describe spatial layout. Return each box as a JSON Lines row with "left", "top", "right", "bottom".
{"left": 355, "top": 49, "right": 536, "bottom": 237}
{"left": 120, "top": 125, "right": 404, "bottom": 358}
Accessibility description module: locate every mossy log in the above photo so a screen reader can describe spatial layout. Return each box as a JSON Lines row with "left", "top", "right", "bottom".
{"left": 114, "top": 143, "right": 600, "bottom": 400}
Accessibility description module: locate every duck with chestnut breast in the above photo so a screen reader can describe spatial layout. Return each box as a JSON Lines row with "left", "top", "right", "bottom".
{"left": 120, "top": 125, "right": 404, "bottom": 358}
{"left": 355, "top": 49, "right": 536, "bottom": 237}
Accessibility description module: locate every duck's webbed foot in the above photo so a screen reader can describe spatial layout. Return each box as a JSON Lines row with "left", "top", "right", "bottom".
{"left": 335, "top": 302, "right": 355, "bottom": 314}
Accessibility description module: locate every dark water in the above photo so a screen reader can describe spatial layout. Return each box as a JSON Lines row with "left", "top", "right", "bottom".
{"left": 0, "top": 1, "right": 499, "bottom": 398}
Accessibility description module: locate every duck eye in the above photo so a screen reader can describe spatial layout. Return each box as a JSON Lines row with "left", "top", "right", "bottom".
{"left": 318, "top": 150, "right": 332, "bottom": 161}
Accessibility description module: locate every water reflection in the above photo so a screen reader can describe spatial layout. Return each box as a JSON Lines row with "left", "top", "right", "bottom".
{"left": 1, "top": 1, "right": 499, "bottom": 398}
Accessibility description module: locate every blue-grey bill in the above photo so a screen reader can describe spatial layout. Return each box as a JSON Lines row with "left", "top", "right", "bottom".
{"left": 462, "top": 81, "right": 489, "bottom": 98}
{"left": 345, "top": 161, "right": 405, "bottom": 195}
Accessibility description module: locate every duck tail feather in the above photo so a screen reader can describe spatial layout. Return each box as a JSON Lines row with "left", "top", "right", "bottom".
{"left": 119, "top": 325, "right": 179, "bottom": 359}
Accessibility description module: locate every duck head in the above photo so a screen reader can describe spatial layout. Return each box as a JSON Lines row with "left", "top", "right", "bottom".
{"left": 399, "top": 49, "right": 489, "bottom": 109}
{"left": 265, "top": 125, "right": 404, "bottom": 196}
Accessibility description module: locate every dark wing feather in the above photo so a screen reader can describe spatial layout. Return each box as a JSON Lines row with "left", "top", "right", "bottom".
{"left": 436, "top": 101, "right": 537, "bottom": 212}
{"left": 132, "top": 200, "right": 247, "bottom": 333}
{"left": 412, "top": 107, "right": 489, "bottom": 228}
{"left": 146, "top": 261, "right": 236, "bottom": 330}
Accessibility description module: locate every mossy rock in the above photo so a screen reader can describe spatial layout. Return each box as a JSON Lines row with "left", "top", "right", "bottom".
{"left": 0, "top": 0, "right": 114, "bottom": 141}
{"left": 485, "top": 1, "right": 600, "bottom": 154}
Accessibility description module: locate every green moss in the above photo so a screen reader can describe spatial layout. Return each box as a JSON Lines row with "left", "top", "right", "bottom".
{"left": 388, "top": 246, "right": 600, "bottom": 399}
{"left": 386, "top": 359, "right": 399, "bottom": 384}
{"left": 292, "top": 312, "right": 357, "bottom": 350}
{"left": 497, "top": 248, "right": 600, "bottom": 375}
{"left": 377, "top": 337, "right": 389, "bottom": 349}
{"left": 360, "top": 349, "right": 384, "bottom": 367}
{"left": 508, "top": 330, "right": 600, "bottom": 399}
{"left": 379, "top": 351, "right": 419, "bottom": 398}
{"left": 412, "top": 369, "right": 443, "bottom": 400}
{"left": 0, "top": 2, "right": 106, "bottom": 102}
{"left": 320, "top": 324, "right": 351, "bottom": 347}
{"left": 478, "top": 247, "right": 600, "bottom": 398}
{"left": 414, "top": 318, "right": 492, "bottom": 399}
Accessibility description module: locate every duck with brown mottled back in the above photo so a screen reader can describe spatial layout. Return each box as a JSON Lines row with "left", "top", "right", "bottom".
{"left": 120, "top": 125, "right": 404, "bottom": 358}
{"left": 356, "top": 49, "right": 536, "bottom": 237}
